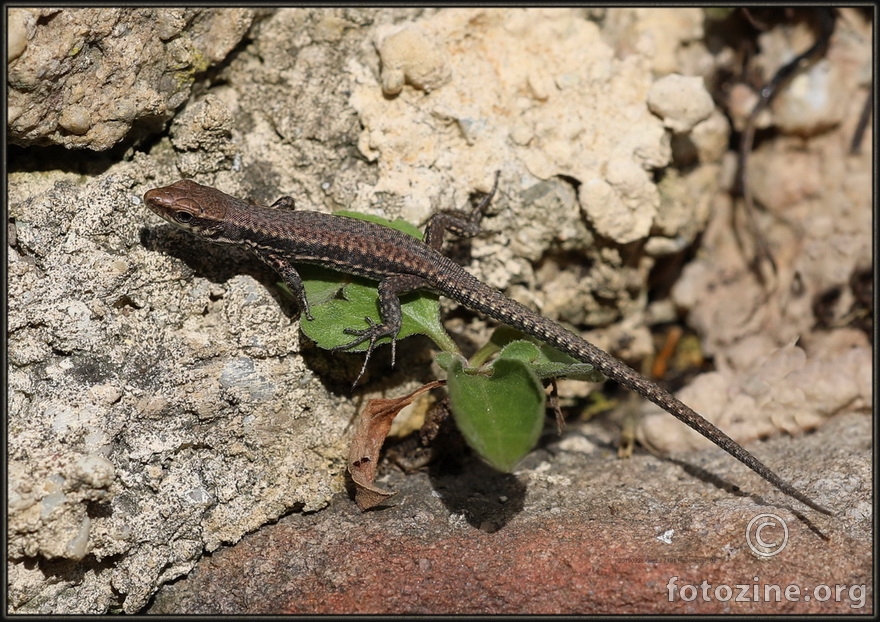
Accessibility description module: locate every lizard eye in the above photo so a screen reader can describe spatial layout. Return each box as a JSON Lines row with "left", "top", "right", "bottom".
{"left": 174, "top": 211, "right": 193, "bottom": 224}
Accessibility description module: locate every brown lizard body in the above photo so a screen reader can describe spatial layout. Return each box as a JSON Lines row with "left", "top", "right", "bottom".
{"left": 144, "top": 175, "right": 831, "bottom": 514}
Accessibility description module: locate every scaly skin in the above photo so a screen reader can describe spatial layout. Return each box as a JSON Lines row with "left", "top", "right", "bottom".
{"left": 144, "top": 175, "right": 832, "bottom": 515}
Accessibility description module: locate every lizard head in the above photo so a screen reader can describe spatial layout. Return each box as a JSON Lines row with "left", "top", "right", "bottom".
{"left": 143, "top": 179, "right": 231, "bottom": 240}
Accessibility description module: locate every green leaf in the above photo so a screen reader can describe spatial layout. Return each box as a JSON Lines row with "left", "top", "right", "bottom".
{"left": 476, "top": 326, "right": 604, "bottom": 382}
{"left": 439, "top": 347, "right": 546, "bottom": 472}
{"left": 278, "top": 212, "right": 458, "bottom": 354}
{"left": 437, "top": 331, "right": 605, "bottom": 471}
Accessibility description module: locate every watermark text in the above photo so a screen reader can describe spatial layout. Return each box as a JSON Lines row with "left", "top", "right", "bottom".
{"left": 666, "top": 577, "right": 866, "bottom": 609}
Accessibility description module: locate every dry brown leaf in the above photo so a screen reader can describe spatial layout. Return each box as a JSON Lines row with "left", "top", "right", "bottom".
{"left": 349, "top": 380, "right": 445, "bottom": 510}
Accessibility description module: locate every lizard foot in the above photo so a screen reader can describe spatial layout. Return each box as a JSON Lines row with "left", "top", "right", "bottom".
{"left": 331, "top": 317, "right": 398, "bottom": 387}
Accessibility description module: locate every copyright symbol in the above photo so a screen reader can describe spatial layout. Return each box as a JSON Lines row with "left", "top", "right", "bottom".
{"left": 746, "top": 513, "right": 789, "bottom": 557}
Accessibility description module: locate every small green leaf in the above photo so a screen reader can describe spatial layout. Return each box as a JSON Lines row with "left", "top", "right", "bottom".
{"left": 480, "top": 327, "right": 604, "bottom": 382}
{"left": 434, "top": 351, "right": 462, "bottom": 373}
{"left": 437, "top": 332, "right": 605, "bottom": 471}
{"left": 442, "top": 348, "right": 546, "bottom": 472}
{"left": 278, "top": 212, "right": 458, "bottom": 354}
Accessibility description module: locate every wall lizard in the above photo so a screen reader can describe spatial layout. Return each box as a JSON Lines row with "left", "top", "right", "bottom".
{"left": 143, "top": 174, "right": 831, "bottom": 515}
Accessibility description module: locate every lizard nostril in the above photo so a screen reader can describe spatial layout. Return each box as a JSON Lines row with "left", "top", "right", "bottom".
{"left": 143, "top": 189, "right": 172, "bottom": 209}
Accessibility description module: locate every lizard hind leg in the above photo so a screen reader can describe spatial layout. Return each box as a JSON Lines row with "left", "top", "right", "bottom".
{"left": 422, "top": 171, "right": 500, "bottom": 250}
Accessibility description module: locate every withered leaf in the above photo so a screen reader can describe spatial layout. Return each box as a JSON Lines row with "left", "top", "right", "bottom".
{"left": 349, "top": 380, "right": 445, "bottom": 510}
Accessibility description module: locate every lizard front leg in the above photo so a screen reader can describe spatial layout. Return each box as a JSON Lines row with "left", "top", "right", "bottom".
{"left": 249, "top": 247, "right": 313, "bottom": 320}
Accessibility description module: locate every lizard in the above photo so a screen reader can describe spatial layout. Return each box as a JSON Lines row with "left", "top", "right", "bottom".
{"left": 143, "top": 173, "right": 832, "bottom": 515}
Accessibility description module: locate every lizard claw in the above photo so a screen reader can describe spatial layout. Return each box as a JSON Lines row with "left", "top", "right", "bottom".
{"left": 332, "top": 317, "right": 398, "bottom": 387}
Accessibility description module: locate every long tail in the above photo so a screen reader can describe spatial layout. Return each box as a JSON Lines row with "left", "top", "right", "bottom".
{"left": 441, "top": 270, "right": 832, "bottom": 515}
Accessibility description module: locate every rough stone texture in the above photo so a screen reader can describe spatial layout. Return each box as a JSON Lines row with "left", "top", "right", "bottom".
{"left": 7, "top": 8, "right": 257, "bottom": 150}
{"left": 375, "top": 23, "right": 451, "bottom": 96}
{"left": 6, "top": 7, "right": 872, "bottom": 615}
{"left": 351, "top": 9, "right": 676, "bottom": 248}
{"left": 145, "top": 412, "right": 871, "bottom": 614}
{"left": 7, "top": 177, "right": 351, "bottom": 613}
{"left": 648, "top": 73, "right": 715, "bottom": 132}
{"left": 638, "top": 7, "right": 872, "bottom": 453}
